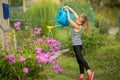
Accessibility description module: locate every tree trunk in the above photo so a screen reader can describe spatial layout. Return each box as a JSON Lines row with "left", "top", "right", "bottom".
{"left": 100, "top": 0, "right": 104, "bottom": 7}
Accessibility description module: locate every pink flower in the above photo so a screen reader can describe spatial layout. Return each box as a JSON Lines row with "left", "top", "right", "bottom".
{"left": 36, "top": 53, "right": 50, "bottom": 63}
{"left": 36, "top": 38, "right": 41, "bottom": 43}
{"left": 4, "top": 41, "right": 9, "bottom": 46}
{"left": 46, "top": 38, "right": 56, "bottom": 45}
{"left": 14, "top": 21, "right": 21, "bottom": 27}
{"left": 32, "top": 28, "right": 42, "bottom": 36}
{"left": 50, "top": 51, "right": 56, "bottom": 56}
{"left": 5, "top": 54, "right": 15, "bottom": 64}
{"left": 23, "top": 68, "right": 28, "bottom": 74}
{"left": 19, "top": 56, "right": 26, "bottom": 63}
{"left": 14, "top": 22, "right": 21, "bottom": 30}
{"left": 47, "top": 58, "right": 54, "bottom": 63}
{"left": 52, "top": 60, "right": 62, "bottom": 73}
{"left": 34, "top": 48, "right": 42, "bottom": 54}
{"left": 36, "top": 55, "right": 47, "bottom": 63}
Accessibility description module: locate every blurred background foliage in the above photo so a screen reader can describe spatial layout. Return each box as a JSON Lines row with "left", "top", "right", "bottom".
{"left": 0, "top": 0, "right": 119, "bottom": 80}
{"left": 8, "top": 0, "right": 120, "bottom": 54}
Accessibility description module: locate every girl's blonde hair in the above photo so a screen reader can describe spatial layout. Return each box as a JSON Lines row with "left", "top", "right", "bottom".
{"left": 80, "top": 14, "right": 90, "bottom": 34}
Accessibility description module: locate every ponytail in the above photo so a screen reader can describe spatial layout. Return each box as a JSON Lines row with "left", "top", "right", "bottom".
{"left": 80, "top": 14, "right": 90, "bottom": 34}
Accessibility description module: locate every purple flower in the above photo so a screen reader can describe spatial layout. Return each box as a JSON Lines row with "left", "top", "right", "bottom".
{"left": 52, "top": 60, "right": 62, "bottom": 73}
{"left": 46, "top": 38, "right": 56, "bottom": 45}
{"left": 34, "top": 48, "right": 42, "bottom": 54}
{"left": 42, "top": 53, "right": 49, "bottom": 58}
{"left": 36, "top": 55, "right": 47, "bottom": 63}
{"left": 47, "top": 58, "right": 54, "bottom": 63}
{"left": 53, "top": 45, "right": 60, "bottom": 52}
{"left": 50, "top": 51, "right": 56, "bottom": 56}
{"left": 23, "top": 68, "right": 28, "bottom": 74}
{"left": 45, "top": 38, "right": 61, "bottom": 52}
{"left": 14, "top": 21, "right": 21, "bottom": 27}
{"left": 4, "top": 41, "right": 9, "bottom": 46}
{"left": 36, "top": 38, "right": 41, "bottom": 43}
{"left": 36, "top": 53, "right": 50, "bottom": 63}
{"left": 14, "top": 22, "right": 21, "bottom": 30}
{"left": 5, "top": 54, "right": 15, "bottom": 64}
{"left": 32, "top": 28, "right": 42, "bottom": 36}
{"left": 19, "top": 56, "right": 26, "bottom": 63}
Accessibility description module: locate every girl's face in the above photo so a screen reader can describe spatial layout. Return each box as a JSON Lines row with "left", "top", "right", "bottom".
{"left": 76, "top": 17, "right": 84, "bottom": 25}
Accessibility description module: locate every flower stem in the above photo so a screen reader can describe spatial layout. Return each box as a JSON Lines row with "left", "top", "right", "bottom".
{"left": 12, "top": 67, "right": 21, "bottom": 80}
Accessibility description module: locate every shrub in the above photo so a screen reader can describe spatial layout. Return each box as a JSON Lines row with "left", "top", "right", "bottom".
{"left": 0, "top": 22, "right": 62, "bottom": 79}
{"left": 95, "top": 14, "right": 111, "bottom": 34}
{"left": 81, "top": 28, "right": 107, "bottom": 54}
{"left": 68, "top": 28, "right": 107, "bottom": 56}
{"left": 116, "top": 30, "right": 120, "bottom": 41}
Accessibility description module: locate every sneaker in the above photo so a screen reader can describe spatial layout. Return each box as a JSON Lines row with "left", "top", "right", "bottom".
{"left": 88, "top": 72, "right": 94, "bottom": 80}
{"left": 76, "top": 77, "right": 84, "bottom": 80}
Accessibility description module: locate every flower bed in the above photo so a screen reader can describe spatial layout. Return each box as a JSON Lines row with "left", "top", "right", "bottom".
{"left": 0, "top": 22, "right": 62, "bottom": 79}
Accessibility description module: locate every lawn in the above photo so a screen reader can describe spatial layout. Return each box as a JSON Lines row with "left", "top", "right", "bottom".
{"left": 40, "top": 41, "right": 120, "bottom": 80}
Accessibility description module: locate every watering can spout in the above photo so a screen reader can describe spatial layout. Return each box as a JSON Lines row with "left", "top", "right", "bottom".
{"left": 53, "top": 24, "right": 63, "bottom": 28}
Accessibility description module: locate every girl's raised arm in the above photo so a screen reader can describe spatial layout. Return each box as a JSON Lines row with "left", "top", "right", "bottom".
{"left": 64, "top": 6, "right": 79, "bottom": 19}
{"left": 65, "top": 9, "right": 81, "bottom": 31}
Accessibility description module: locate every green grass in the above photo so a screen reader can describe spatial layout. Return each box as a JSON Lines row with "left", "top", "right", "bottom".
{"left": 41, "top": 55, "right": 79, "bottom": 80}
{"left": 37, "top": 41, "right": 120, "bottom": 80}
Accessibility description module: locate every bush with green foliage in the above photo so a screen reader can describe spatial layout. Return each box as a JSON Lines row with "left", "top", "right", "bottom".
{"left": 116, "top": 30, "right": 120, "bottom": 41}
{"left": 95, "top": 14, "right": 111, "bottom": 34}
{"left": 68, "top": 28, "right": 107, "bottom": 56}
{"left": 81, "top": 28, "right": 107, "bottom": 54}
{"left": 0, "top": 22, "right": 62, "bottom": 80}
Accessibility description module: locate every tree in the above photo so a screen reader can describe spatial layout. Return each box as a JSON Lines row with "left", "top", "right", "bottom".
{"left": 104, "top": 0, "right": 120, "bottom": 8}
{"left": 88, "top": 0, "right": 120, "bottom": 8}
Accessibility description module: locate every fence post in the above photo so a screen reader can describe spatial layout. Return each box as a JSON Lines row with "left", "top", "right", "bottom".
{"left": 0, "top": 0, "right": 11, "bottom": 49}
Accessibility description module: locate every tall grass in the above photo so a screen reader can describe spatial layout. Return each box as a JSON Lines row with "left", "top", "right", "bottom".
{"left": 25, "top": 0, "right": 59, "bottom": 35}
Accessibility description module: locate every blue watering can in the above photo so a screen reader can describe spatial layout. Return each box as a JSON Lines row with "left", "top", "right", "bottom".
{"left": 53, "top": 8, "right": 74, "bottom": 28}
{"left": 47, "top": 8, "right": 74, "bottom": 37}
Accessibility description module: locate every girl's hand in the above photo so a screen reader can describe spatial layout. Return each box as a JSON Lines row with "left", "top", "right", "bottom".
{"left": 64, "top": 9, "right": 69, "bottom": 14}
{"left": 64, "top": 9, "right": 70, "bottom": 19}
{"left": 64, "top": 8, "right": 68, "bottom": 12}
{"left": 63, "top": 6, "right": 68, "bottom": 9}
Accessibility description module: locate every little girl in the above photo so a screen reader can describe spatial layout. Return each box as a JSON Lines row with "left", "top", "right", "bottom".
{"left": 64, "top": 6, "right": 94, "bottom": 80}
